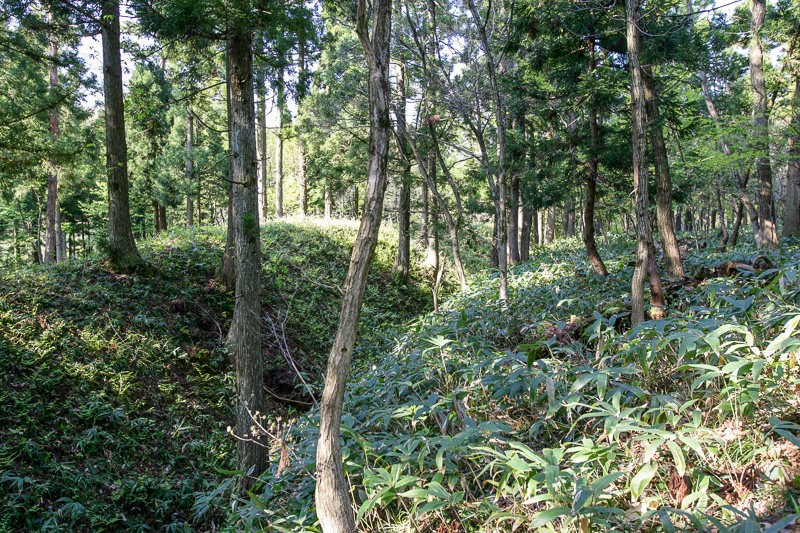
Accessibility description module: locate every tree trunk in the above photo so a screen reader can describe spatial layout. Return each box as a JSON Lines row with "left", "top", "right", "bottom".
{"left": 324, "top": 179, "right": 333, "bottom": 219}
{"left": 275, "top": 64, "right": 285, "bottom": 218}
{"left": 717, "top": 182, "right": 730, "bottom": 249}
{"left": 520, "top": 207, "right": 533, "bottom": 262}
{"left": 187, "top": 106, "right": 195, "bottom": 226}
{"left": 315, "top": 0, "right": 392, "bottom": 527}
{"left": 160, "top": 204, "right": 167, "bottom": 231}
{"left": 101, "top": 0, "right": 139, "bottom": 270}
{"left": 392, "top": 63, "right": 411, "bottom": 285}
{"left": 45, "top": 27, "right": 59, "bottom": 264}
{"left": 424, "top": 153, "right": 438, "bottom": 269}
{"left": 785, "top": 77, "right": 800, "bottom": 236}
{"left": 544, "top": 206, "right": 555, "bottom": 244}
{"left": 467, "top": 0, "right": 507, "bottom": 301}
{"left": 218, "top": 47, "right": 237, "bottom": 292}
{"left": 731, "top": 200, "right": 744, "bottom": 247}
{"left": 255, "top": 35, "right": 268, "bottom": 222}
{"left": 750, "top": 0, "right": 779, "bottom": 250}
{"left": 228, "top": 25, "right": 267, "bottom": 494}
{"left": 508, "top": 113, "right": 524, "bottom": 265}
{"left": 297, "top": 29, "right": 308, "bottom": 217}
{"left": 153, "top": 201, "right": 160, "bottom": 233}
{"left": 352, "top": 185, "right": 359, "bottom": 218}
{"left": 642, "top": 67, "right": 685, "bottom": 278}
{"left": 583, "top": 39, "right": 608, "bottom": 276}
{"left": 627, "top": 0, "right": 655, "bottom": 327}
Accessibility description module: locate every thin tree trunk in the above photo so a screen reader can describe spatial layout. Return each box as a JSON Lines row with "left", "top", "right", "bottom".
{"left": 187, "top": 106, "right": 194, "bottom": 226}
{"left": 520, "top": 207, "right": 533, "bottom": 262}
{"left": 218, "top": 46, "right": 237, "bottom": 292}
{"left": 160, "top": 204, "right": 167, "bottom": 231}
{"left": 584, "top": 39, "right": 608, "bottom": 276}
{"left": 785, "top": 78, "right": 800, "bottom": 236}
{"left": 466, "top": 0, "right": 508, "bottom": 301}
{"left": 508, "top": 114, "right": 524, "bottom": 265}
{"left": 627, "top": 0, "right": 654, "bottom": 327}
{"left": 297, "top": 27, "right": 308, "bottom": 217}
{"left": 642, "top": 66, "right": 685, "bottom": 278}
{"left": 392, "top": 63, "right": 411, "bottom": 285}
{"left": 731, "top": 200, "right": 744, "bottom": 248}
{"left": 255, "top": 34, "right": 268, "bottom": 222}
{"left": 750, "top": 0, "right": 779, "bottom": 249}
{"left": 101, "top": 0, "right": 139, "bottom": 270}
{"left": 153, "top": 200, "right": 160, "bottom": 233}
{"left": 544, "top": 206, "right": 555, "bottom": 244}
{"left": 352, "top": 185, "right": 359, "bottom": 218}
{"left": 275, "top": 64, "right": 285, "bottom": 218}
{"left": 315, "top": 0, "right": 392, "bottom": 527}
{"left": 717, "top": 182, "right": 730, "bottom": 249}
{"left": 324, "top": 179, "right": 333, "bottom": 219}
{"left": 45, "top": 26, "right": 59, "bottom": 264}
{"left": 228, "top": 24, "right": 267, "bottom": 494}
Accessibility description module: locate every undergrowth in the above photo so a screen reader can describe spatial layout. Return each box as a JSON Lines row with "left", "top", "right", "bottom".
{"left": 0, "top": 218, "right": 435, "bottom": 532}
{"left": 239, "top": 235, "right": 800, "bottom": 532}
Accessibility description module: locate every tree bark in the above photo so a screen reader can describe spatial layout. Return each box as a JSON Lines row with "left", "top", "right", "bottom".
{"left": 218, "top": 46, "right": 237, "bottom": 292}
{"left": 45, "top": 27, "right": 59, "bottom": 264}
{"left": 583, "top": 39, "right": 608, "bottom": 276}
{"left": 228, "top": 24, "right": 267, "bottom": 494}
{"left": 627, "top": 0, "right": 654, "bottom": 327}
{"left": 298, "top": 27, "right": 308, "bottom": 217}
{"left": 256, "top": 34, "right": 268, "bottom": 222}
{"left": 159, "top": 204, "right": 167, "bottom": 231}
{"left": 275, "top": 64, "right": 285, "bottom": 218}
{"left": 315, "top": 0, "right": 392, "bottom": 528}
{"left": 508, "top": 114, "right": 524, "bottom": 265}
{"left": 392, "top": 63, "right": 411, "bottom": 285}
{"left": 750, "top": 0, "right": 779, "bottom": 249}
{"left": 101, "top": 0, "right": 140, "bottom": 270}
{"left": 187, "top": 106, "right": 195, "bottom": 226}
{"left": 153, "top": 200, "right": 160, "bottom": 233}
{"left": 324, "top": 179, "right": 333, "bottom": 219}
{"left": 785, "top": 78, "right": 800, "bottom": 236}
{"left": 544, "top": 206, "right": 555, "bottom": 244}
{"left": 520, "top": 207, "right": 533, "bottom": 262}
{"left": 466, "top": 0, "right": 508, "bottom": 301}
{"left": 642, "top": 67, "right": 685, "bottom": 278}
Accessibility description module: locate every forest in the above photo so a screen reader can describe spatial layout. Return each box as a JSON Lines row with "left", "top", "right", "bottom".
{"left": 1, "top": 0, "right": 800, "bottom": 530}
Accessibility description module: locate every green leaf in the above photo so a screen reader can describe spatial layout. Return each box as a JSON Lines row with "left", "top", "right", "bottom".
{"left": 418, "top": 500, "right": 449, "bottom": 516}
{"left": 591, "top": 472, "right": 624, "bottom": 493}
{"left": 571, "top": 488, "right": 592, "bottom": 514}
{"left": 630, "top": 463, "right": 657, "bottom": 500}
{"left": 531, "top": 506, "right": 571, "bottom": 527}
{"left": 666, "top": 440, "right": 686, "bottom": 477}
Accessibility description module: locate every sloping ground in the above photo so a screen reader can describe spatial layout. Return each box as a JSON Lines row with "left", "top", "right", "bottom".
{"left": 246, "top": 237, "right": 800, "bottom": 532}
{"left": 0, "top": 219, "right": 433, "bottom": 532}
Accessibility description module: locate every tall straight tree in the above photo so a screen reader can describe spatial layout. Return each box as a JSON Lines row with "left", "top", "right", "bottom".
{"left": 44, "top": 18, "right": 59, "bottom": 264}
{"left": 466, "top": 0, "right": 508, "bottom": 301}
{"left": 642, "top": 67, "right": 684, "bottom": 278}
{"left": 750, "top": 0, "right": 779, "bottom": 249}
{"left": 627, "top": 0, "right": 652, "bottom": 327}
{"left": 314, "top": 0, "right": 392, "bottom": 528}
{"left": 227, "top": 5, "right": 267, "bottom": 492}
{"left": 102, "top": 0, "right": 140, "bottom": 270}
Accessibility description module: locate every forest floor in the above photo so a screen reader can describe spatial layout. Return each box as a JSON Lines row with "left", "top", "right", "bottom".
{"left": 0, "top": 218, "right": 441, "bottom": 532}
{"left": 2, "top": 222, "right": 800, "bottom": 532}
{"left": 246, "top": 233, "right": 800, "bottom": 533}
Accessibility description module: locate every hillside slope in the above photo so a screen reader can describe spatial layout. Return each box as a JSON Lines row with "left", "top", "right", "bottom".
{"left": 246, "top": 237, "right": 800, "bottom": 532}
{"left": 0, "top": 219, "right": 433, "bottom": 532}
